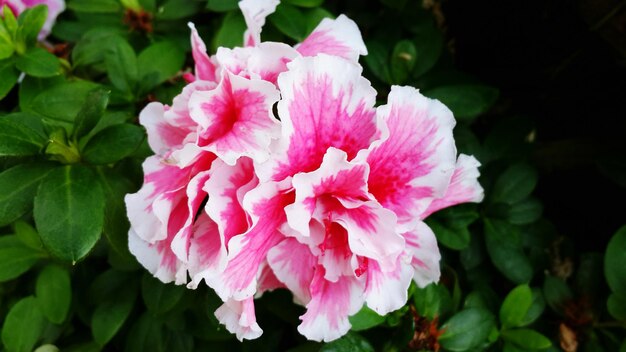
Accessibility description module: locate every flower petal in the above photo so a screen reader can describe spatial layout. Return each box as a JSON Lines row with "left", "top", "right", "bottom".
{"left": 207, "top": 180, "right": 293, "bottom": 301}
{"left": 298, "top": 266, "right": 364, "bottom": 342}
{"left": 257, "top": 54, "right": 380, "bottom": 182}
{"left": 296, "top": 15, "right": 367, "bottom": 62}
{"left": 365, "top": 85, "right": 457, "bottom": 227}
{"left": 189, "top": 71, "right": 281, "bottom": 165}
{"left": 215, "top": 298, "right": 263, "bottom": 341}
{"left": 421, "top": 154, "right": 484, "bottom": 218}
{"left": 129, "top": 229, "right": 187, "bottom": 285}
{"left": 363, "top": 258, "right": 413, "bottom": 315}
{"left": 403, "top": 221, "right": 441, "bottom": 287}
{"left": 188, "top": 22, "right": 218, "bottom": 82}
{"left": 239, "top": 0, "right": 279, "bottom": 47}
{"left": 267, "top": 237, "right": 317, "bottom": 304}
{"left": 216, "top": 42, "right": 299, "bottom": 85}
{"left": 187, "top": 213, "right": 227, "bottom": 289}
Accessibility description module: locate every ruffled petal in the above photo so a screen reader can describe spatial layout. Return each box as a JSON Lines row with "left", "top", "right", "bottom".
{"left": 188, "top": 22, "right": 218, "bottom": 82}
{"left": 298, "top": 266, "right": 364, "bottom": 342}
{"left": 189, "top": 71, "right": 281, "bottom": 165}
{"left": 215, "top": 298, "right": 263, "bottom": 341}
{"left": 421, "top": 154, "right": 484, "bottom": 218}
{"left": 363, "top": 258, "right": 413, "bottom": 315}
{"left": 207, "top": 180, "right": 293, "bottom": 301}
{"left": 187, "top": 213, "right": 227, "bottom": 289}
{"left": 216, "top": 42, "right": 299, "bottom": 85}
{"left": 365, "top": 85, "right": 457, "bottom": 227}
{"left": 239, "top": 0, "right": 279, "bottom": 47}
{"left": 296, "top": 15, "right": 367, "bottom": 62}
{"left": 403, "top": 221, "right": 441, "bottom": 287}
{"left": 129, "top": 229, "right": 187, "bottom": 285}
{"left": 257, "top": 54, "right": 380, "bottom": 182}
{"left": 267, "top": 237, "right": 316, "bottom": 304}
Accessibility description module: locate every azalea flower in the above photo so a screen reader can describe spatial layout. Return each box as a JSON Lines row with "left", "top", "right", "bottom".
{"left": 126, "top": 0, "right": 484, "bottom": 343}
{"left": 0, "top": 0, "right": 65, "bottom": 39}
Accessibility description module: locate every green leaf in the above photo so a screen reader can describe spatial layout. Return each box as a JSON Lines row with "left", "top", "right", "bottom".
{"left": 137, "top": 41, "right": 185, "bottom": 92}
{"left": 411, "top": 23, "right": 444, "bottom": 78}
{"left": 105, "top": 38, "right": 137, "bottom": 95}
{"left": 15, "top": 5, "right": 47, "bottom": 48}
{"left": 607, "top": 293, "right": 626, "bottom": 320}
{"left": 155, "top": 0, "right": 201, "bottom": 20}
{"left": 284, "top": 0, "right": 324, "bottom": 7}
{"left": 141, "top": 274, "right": 185, "bottom": 314}
{"left": 29, "top": 80, "right": 101, "bottom": 124}
{"left": 14, "top": 220, "right": 44, "bottom": 250}
{"left": 72, "top": 87, "right": 110, "bottom": 140}
{"left": 0, "top": 59, "right": 18, "bottom": 99}
{"left": 0, "top": 114, "right": 47, "bottom": 157}
{"left": 269, "top": 3, "right": 307, "bottom": 41}
{"left": 303, "top": 7, "right": 333, "bottom": 35}
{"left": 67, "top": 0, "right": 122, "bottom": 13}
{"left": 35, "top": 265, "right": 71, "bottom": 324}
{"left": 97, "top": 170, "right": 135, "bottom": 258}
{"left": 3, "top": 6, "right": 18, "bottom": 37}
{"left": 125, "top": 314, "right": 164, "bottom": 352}
{"left": 1, "top": 296, "right": 46, "bottom": 352}
{"left": 413, "top": 283, "right": 453, "bottom": 320}
{"left": 439, "top": 308, "right": 496, "bottom": 351}
{"left": 0, "top": 235, "right": 45, "bottom": 282}
{"left": 206, "top": 0, "right": 239, "bottom": 12}
{"left": 390, "top": 40, "right": 417, "bottom": 84}
{"left": 0, "top": 163, "right": 55, "bottom": 226}
{"left": 72, "top": 28, "right": 125, "bottom": 67}
{"left": 34, "top": 165, "right": 105, "bottom": 262}
{"left": 501, "top": 329, "right": 552, "bottom": 350}
{"left": 519, "top": 288, "right": 545, "bottom": 326}
{"left": 319, "top": 332, "right": 374, "bottom": 352}
{"left": 430, "top": 220, "right": 470, "bottom": 250}
{"left": 82, "top": 124, "right": 144, "bottom": 164}
{"left": 16, "top": 47, "right": 61, "bottom": 77}
{"left": 499, "top": 284, "right": 532, "bottom": 329}
{"left": 484, "top": 219, "right": 533, "bottom": 284}
{"left": 34, "top": 345, "right": 60, "bottom": 352}
{"left": 423, "top": 84, "right": 499, "bottom": 122}
{"left": 507, "top": 198, "right": 543, "bottom": 225}
{"left": 491, "top": 163, "right": 538, "bottom": 205}
{"left": 349, "top": 305, "right": 385, "bottom": 331}
{"left": 605, "top": 225, "right": 626, "bottom": 294}
{"left": 212, "top": 11, "right": 246, "bottom": 50}
{"left": 542, "top": 275, "right": 573, "bottom": 314}
{"left": 92, "top": 283, "right": 136, "bottom": 346}
{"left": 364, "top": 40, "right": 391, "bottom": 84}
{"left": 0, "top": 22, "right": 14, "bottom": 59}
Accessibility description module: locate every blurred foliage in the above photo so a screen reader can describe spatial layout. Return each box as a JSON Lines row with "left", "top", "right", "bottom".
{"left": 0, "top": 0, "right": 625, "bottom": 351}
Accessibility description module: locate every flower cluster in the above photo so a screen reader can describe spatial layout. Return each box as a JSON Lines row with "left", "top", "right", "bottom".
{"left": 125, "top": 0, "right": 484, "bottom": 342}
{"left": 0, "top": 0, "right": 64, "bottom": 39}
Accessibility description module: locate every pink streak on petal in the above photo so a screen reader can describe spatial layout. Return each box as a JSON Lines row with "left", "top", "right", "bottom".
{"left": 366, "top": 85, "right": 457, "bottom": 225}
{"left": 189, "top": 71, "right": 281, "bottom": 165}
{"left": 296, "top": 15, "right": 367, "bottom": 62}
{"left": 403, "top": 221, "right": 441, "bottom": 287}
{"left": 257, "top": 261, "right": 285, "bottom": 294}
{"left": 239, "top": 0, "right": 279, "bottom": 47}
{"left": 298, "top": 266, "right": 364, "bottom": 342}
{"left": 363, "top": 258, "right": 413, "bottom": 315}
{"left": 215, "top": 298, "right": 263, "bottom": 341}
{"left": 268, "top": 238, "right": 317, "bottom": 304}
{"left": 260, "top": 55, "right": 379, "bottom": 182}
{"left": 188, "top": 22, "right": 217, "bottom": 82}
{"left": 421, "top": 154, "right": 484, "bottom": 218}
{"left": 187, "top": 213, "right": 227, "bottom": 288}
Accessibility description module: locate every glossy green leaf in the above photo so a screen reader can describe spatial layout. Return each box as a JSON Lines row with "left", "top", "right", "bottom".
{"left": 543, "top": 275, "right": 573, "bottom": 314}
{"left": 206, "top": 0, "right": 238, "bottom": 12}
{"left": 413, "top": 283, "right": 453, "bottom": 320}
{"left": 35, "top": 265, "right": 71, "bottom": 324}
{"left": 269, "top": 3, "right": 306, "bottom": 41}
{"left": 125, "top": 314, "right": 164, "bottom": 352}
{"left": 92, "top": 283, "right": 136, "bottom": 346}
{"left": 0, "top": 163, "right": 54, "bottom": 226}
{"left": 605, "top": 225, "right": 626, "bottom": 294}
{"left": 390, "top": 40, "right": 417, "bottom": 84}
{"left": 349, "top": 305, "right": 385, "bottom": 331}
{"left": 212, "top": 11, "right": 246, "bottom": 50}
{"left": 72, "top": 29, "right": 125, "bottom": 67}
{"left": 105, "top": 38, "right": 137, "bottom": 95}
{"left": 499, "top": 284, "right": 532, "bottom": 329}
{"left": 507, "top": 198, "right": 543, "bottom": 225}
{"left": 72, "top": 87, "right": 110, "bottom": 139}
{"left": 0, "top": 59, "right": 18, "bottom": 98}
{"left": 15, "top": 5, "right": 47, "bottom": 48}
{"left": 34, "top": 345, "right": 60, "bottom": 352}
{"left": 439, "top": 308, "right": 496, "bottom": 351}
{"left": 16, "top": 47, "right": 61, "bottom": 77}
{"left": 155, "top": 0, "right": 201, "bottom": 20}
{"left": 423, "top": 84, "right": 499, "bottom": 122}
{"left": 319, "top": 332, "right": 374, "bottom": 352}
{"left": 484, "top": 219, "right": 533, "bottom": 284}
{"left": 67, "top": 0, "right": 122, "bottom": 13}
{"left": 97, "top": 170, "right": 135, "bottom": 257}
{"left": 412, "top": 23, "right": 444, "bottom": 78}
{"left": 303, "top": 7, "right": 333, "bottom": 35}
{"left": 141, "top": 274, "right": 185, "bottom": 314}
{"left": 0, "top": 114, "right": 47, "bottom": 157}
{"left": 284, "top": 0, "right": 324, "bottom": 7}
{"left": 364, "top": 40, "right": 391, "bottom": 84}
{"left": 137, "top": 41, "right": 185, "bottom": 91}
{"left": 82, "top": 124, "right": 144, "bottom": 164}
{"left": 0, "top": 235, "right": 45, "bottom": 282}
{"left": 13, "top": 220, "right": 43, "bottom": 250}
{"left": 520, "top": 288, "right": 545, "bottom": 326}
{"left": 492, "top": 163, "right": 538, "bottom": 205}
{"left": 34, "top": 165, "right": 105, "bottom": 262}
{"left": 29, "top": 80, "right": 101, "bottom": 123}
{"left": 501, "top": 329, "right": 551, "bottom": 350}
{"left": 1, "top": 296, "right": 46, "bottom": 352}
{"left": 607, "top": 293, "right": 626, "bottom": 320}
{"left": 0, "top": 24, "right": 14, "bottom": 59}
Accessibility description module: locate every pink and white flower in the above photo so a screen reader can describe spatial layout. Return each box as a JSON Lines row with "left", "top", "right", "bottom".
{"left": 125, "top": 0, "right": 484, "bottom": 343}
